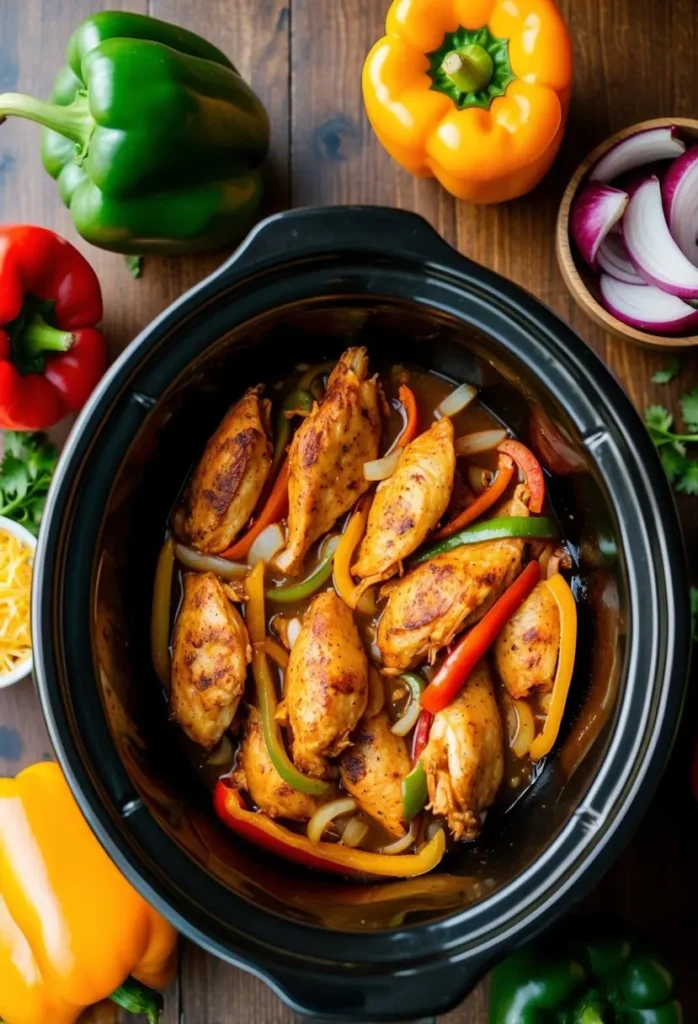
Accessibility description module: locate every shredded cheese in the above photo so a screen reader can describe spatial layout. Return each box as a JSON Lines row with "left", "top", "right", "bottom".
{"left": 0, "top": 529, "right": 33, "bottom": 677}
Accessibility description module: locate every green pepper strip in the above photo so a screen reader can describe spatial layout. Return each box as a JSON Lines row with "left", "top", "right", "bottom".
{"left": 410, "top": 516, "right": 558, "bottom": 566}
{"left": 267, "top": 535, "right": 340, "bottom": 604}
{"left": 272, "top": 387, "right": 314, "bottom": 473}
{"left": 402, "top": 762, "right": 428, "bottom": 821}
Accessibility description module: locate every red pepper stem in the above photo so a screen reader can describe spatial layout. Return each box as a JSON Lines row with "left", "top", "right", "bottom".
{"left": 0, "top": 91, "right": 92, "bottom": 147}
{"left": 22, "top": 315, "right": 75, "bottom": 355}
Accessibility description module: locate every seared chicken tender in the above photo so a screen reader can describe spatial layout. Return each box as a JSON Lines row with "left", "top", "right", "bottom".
{"left": 352, "top": 417, "right": 456, "bottom": 585}
{"left": 177, "top": 386, "right": 272, "bottom": 554}
{"left": 275, "top": 348, "right": 381, "bottom": 575}
{"left": 421, "top": 660, "right": 504, "bottom": 841}
{"left": 340, "top": 712, "right": 411, "bottom": 838}
{"left": 170, "top": 572, "right": 251, "bottom": 748}
{"left": 233, "top": 707, "right": 332, "bottom": 820}
{"left": 494, "top": 580, "right": 560, "bottom": 699}
{"left": 276, "top": 590, "right": 369, "bottom": 777}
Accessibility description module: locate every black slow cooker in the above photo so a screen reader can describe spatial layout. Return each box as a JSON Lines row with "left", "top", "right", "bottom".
{"left": 33, "top": 207, "right": 690, "bottom": 1022}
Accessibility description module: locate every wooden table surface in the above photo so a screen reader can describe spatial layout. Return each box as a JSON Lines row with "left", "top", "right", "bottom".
{"left": 1, "top": 0, "right": 697, "bottom": 1021}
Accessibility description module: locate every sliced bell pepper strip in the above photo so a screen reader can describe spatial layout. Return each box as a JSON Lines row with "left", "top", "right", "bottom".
{"left": 528, "top": 573, "right": 577, "bottom": 761}
{"left": 221, "top": 459, "right": 289, "bottom": 561}
{"left": 151, "top": 537, "right": 174, "bottom": 688}
{"left": 263, "top": 637, "right": 289, "bottom": 669}
{"left": 333, "top": 498, "right": 376, "bottom": 614}
{"left": 497, "top": 439, "right": 546, "bottom": 514}
{"left": 272, "top": 387, "right": 314, "bottom": 474}
{"left": 412, "top": 708, "right": 433, "bottom": 761}
{"left": 297, "top": 360, "right": 336, "bottom": 394}
{"left": 411, "top": 516, "right": 558, "bottom": 567}
{"left": 214, "top": 781, "right": 445, "bottom": 878}
{"left": 246, "top": 561, "right": 329, "bottom": 795}
{"left": 436, "top": 454, "right": 514, "bottom": 539}
{"left": 402, "top": 762, "right": 428, "bottom": 821}
{"left": 421, "top": 560, "right": 542, "bottom": 715}
{"left": 267, "top": 535, "right": 339, "bottom": 603}
{"left": 396, "top": 384, "right": 418, "bottom": 447}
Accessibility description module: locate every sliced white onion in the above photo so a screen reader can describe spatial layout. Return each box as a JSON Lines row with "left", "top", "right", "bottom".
{"left": 379, "top": 822, "right": 416, "bottom": 855}
{"left": 248, "top": 523, "right": 285, "bottom": 567}
{"left": 363, "top": 448, "right": 401, "bottom": 481}
{"left": 663, "top": 145, "right": 698, "bottom": 267}
{"left": 307, "top": 797, "right": 357, "bottom": 844}
{"left": 366, "top": 666, "right": 385, "bottom": 718}
{"left": 174, "top": 543, "right": 248, "bottom": 580}
{"left": 340, "top": 815, "right": 369, "bottom": 849}
{"left": 590, "top": 125, "right": 685, "bottom": 183}
{"left": 570, "top": 182, "right": 628, "bottom": 268}
{"left": 287, "top": 617, "right": 302, "bottom": 648}
{"left": 467, "top": 465, "right": 493, "bottom": 494}
{"left": 599, "top": 274, "right": 698, "bottom": 335}
{"left": 436, "top": 382, "right": 477, "bottom": 418}
{"left": 506, "top": 699, "right": 536, "bottom": 759}
{"left": 454, "top": 429, "right": 508, "bottom": 457}
{"left": 596, "top": 234, "right": 643, "bottom": 284}
{"left": 623, "top": 176, "right": 698, "bottom": 299}
{"left": 391, "top": 696, "right": 421, "bottom": 737}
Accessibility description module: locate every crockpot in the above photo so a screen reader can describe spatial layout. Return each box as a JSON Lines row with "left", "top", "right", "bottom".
{"left": 33, "top": 207, "right": 690, "bottom": 1022}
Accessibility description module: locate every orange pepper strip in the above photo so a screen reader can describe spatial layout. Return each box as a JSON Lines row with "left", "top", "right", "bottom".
{"left": 214, "top": 781, "right": 445, "bottom": 878}
{"left": 497, "top": 438, "right": 546, "bottom": 514}
{"left": 435, "top": 454, "right": 514, "bottom": 540}
{"left": 221, "top": 460, "right": 289, "bottom": 561}
{"left": 333, "top": 499, "right": 376, "bottom": 614}
{"left": 421, "top": 560, "right": 541, "bottom": 715}
{"left": 396, "top": 384, "right": 419, "bottom": 447}
{"left": 0, "top": 763, "right": 177, "bottom": 1024}
{"left": 528, "top": 573, "right": 578, "bottom": 761}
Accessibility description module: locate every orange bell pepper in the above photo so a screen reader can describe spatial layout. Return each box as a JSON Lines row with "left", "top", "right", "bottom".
{"left": 0, "top": 762, "right": 177, "bottom": 1024}
{"left": 363, "top": 0, "right": 573, "bottom": 204}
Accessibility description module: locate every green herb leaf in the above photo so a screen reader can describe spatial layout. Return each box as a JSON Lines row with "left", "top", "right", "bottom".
{"left": 680, "top": 388, "right": 698, "bottom": 433}
{"left": 645, "top": 404, "right": 673, "bottom": 434}
{"left": 652, "top": 360, "right": 681, "bottom": 385}
{"left": 676, "top": 459, "right": 698, "bottom": 495}
{"left": 691, "top": 586, "right": 698, "bottom": 643}
{"left": 660, "top": 446, "right": 687, "bottom": 485}
{"left": 124, "top": 254, "right": 144, "bottom": 279}
{"left": 0, "top": 431, "right": 59, "bottom": 535}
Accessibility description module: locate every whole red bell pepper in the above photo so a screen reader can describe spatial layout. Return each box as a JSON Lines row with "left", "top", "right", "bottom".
{"left": 0, "top": 225, "right": 106, "bottom": 429}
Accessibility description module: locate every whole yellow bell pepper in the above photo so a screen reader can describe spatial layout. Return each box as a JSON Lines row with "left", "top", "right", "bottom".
{"left": 0, "top": 762, "right": 177, "bottom": 1024}
{"left": 363, "top": 0, "right": 573, "bottom": 204}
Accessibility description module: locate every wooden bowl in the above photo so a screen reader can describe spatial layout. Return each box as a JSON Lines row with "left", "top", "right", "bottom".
{"left": 556, "top": 117, "right": 698, "bottom": 349}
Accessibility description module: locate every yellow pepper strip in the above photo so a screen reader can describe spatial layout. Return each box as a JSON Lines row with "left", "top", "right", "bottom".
{"left": 264, "top": 636, "right": 289, "bottom": 669}
{"left": 333, "top": 499, "right": 376, "bottom": 614}
{"left": 151, "top": 537, "right": 174, "bottom": 689}
{"left": 529, "top": 573, "right": 578, "bottom": 761}
{"left": 246, "top": 562, "right": 329, "bottom": 796}
{"left": 0, "top": 762, "right": 177, "bottom": 1024}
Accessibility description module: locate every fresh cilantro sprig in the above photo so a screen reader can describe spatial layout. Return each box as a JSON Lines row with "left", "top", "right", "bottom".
{"left": 645, "top": 388, "right": 698, "bottom": 495}
{"left": 0, "top": 431, "right": 58, "bottom": 535}
{"left": 652, "top": 360, "right": 681, "bottom": 385}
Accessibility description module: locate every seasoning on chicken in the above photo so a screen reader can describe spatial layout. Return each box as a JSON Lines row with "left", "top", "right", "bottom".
{"left": 233, "top": 707, "right": 332, "bottom": 820}
{"left": 420, "top": 659, "right": 504, "bottom": 841}
{"left": 376, "top": 489, "right": 529, "bottom": 674}
{"left": 493, "top": 580, "right": 560, "bottom": 699}
{"left": 352, "top": 416, "right": 456, "bottom": 586}
{"left": 340, "top": 712, "right": 411, "bottom": 838}
{"left": 170, "top": 572, "right": 252, "bottom": 748}
{"left": 176, "top": 385, "right": 272, "bottom": 554}
{"left": 275, "top": 348, "right": 381, "bottom": 575}
{"left": 276, "top": 590, "right": 369, "bottom": 777}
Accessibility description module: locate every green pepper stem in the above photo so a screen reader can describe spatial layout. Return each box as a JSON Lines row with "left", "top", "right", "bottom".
{"left": 578, "top": 1008, "right": 606, "bottom": 1024}
{"left": 441, "top": 44, "right": 494, "bottom": 93}
{"left": 22, "top": 315, "right": 75, "bottom": 356}
{"left": 0, "top": 91, "right": 92, "bottom": 147}
{"left": 110, "top": 978, "right": 164, "bottom": 1024}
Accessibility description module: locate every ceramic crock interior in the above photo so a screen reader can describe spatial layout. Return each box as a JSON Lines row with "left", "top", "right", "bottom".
{"left": 92, "top": 297, "right": 625, "bottom": 932}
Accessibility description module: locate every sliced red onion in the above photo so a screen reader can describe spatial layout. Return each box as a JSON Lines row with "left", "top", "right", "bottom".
{"left": 570, "top": 183, "right": 628, "bottom": 268}
{"left": 590, "top": 125, "right": 685, "bottom": 183}
{"left": 600, "top": 275, "right": 698, "bottom": 335}
{"left": 662, "top": 145, "right": 698, "bottom": 267}
{"left": 623, "top": 176, "right": 698, "bottom": 299}
{"left": 596, "top": 234, "right": 643, "bottom": 285}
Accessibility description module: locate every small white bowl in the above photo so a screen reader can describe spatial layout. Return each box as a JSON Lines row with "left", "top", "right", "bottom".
{"left": 0, "top": 516, "right": 37, "bottom": 689}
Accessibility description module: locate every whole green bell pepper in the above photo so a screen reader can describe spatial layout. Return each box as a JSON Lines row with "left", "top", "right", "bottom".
{"left": 0, "top": 11, "right": 269, "bottom": 254}
{"left": 489, "top": 938, "right": 683, "bottom": 1023}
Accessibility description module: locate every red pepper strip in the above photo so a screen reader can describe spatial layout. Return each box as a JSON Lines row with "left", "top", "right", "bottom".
{"left": 213, "top": 781, "right": 446, "bottom": 878}
{"left": 412, "top": 709, "right": 433, "bottom": 761}
{"left": 421, "top": 560, "right": 542, "bottom": 715}
{"left": 220, "top": 460, "right": 289, "bottom": 560}
{"left": 497, "top": 439, "right": 545, "bottom": 514}
{"left": 0, "top": 225, "right": 106, "bottom": 429}
{"left": 435, "top": 454, "right": 514, "bottom": 540}
{"left": 396, "top": 384, "right": 419, "bottom": 447}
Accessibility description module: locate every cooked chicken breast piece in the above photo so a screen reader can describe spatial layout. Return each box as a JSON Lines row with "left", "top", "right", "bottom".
{"left": 494, "top": 580, "right": 560, "bottom": 699}
{"left": 233, "top": 707, "right": 331, "bottom": 820}
{"left": 421, "top": 659, "right": 504, "bottom": 841}
{"left": 340, "top": 712, "right": 411, "bottom": 838}
{"left": 276, "top": 590, "right": 369, "bottom": 777}
{"left": 170, "top": 572, "right": 252, "bottom": 748}
{"left": 176, "top": 386, "right": 272, "bottom": 554}
{"left": 275, "top": 348, "right": 381, "bottom": 575}
{"left": 352, "top": 416, "right": 456, "bottom": 585}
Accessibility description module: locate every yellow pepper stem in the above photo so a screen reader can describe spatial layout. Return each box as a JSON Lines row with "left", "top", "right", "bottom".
{"left": 441, "top": 44, "right": 494, "bottom": 94}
